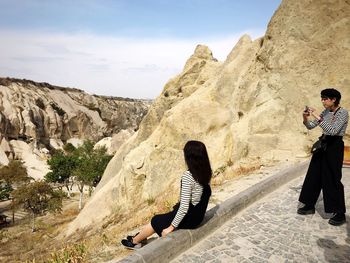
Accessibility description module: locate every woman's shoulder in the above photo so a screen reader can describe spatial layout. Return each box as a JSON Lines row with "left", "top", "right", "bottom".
{"left": 182, "top": 170, "right": 195, "bottom": 181}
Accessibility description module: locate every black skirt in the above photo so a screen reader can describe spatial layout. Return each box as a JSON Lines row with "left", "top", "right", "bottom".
{"left": 151, "top": 184, "right": 211, "bottom": 236}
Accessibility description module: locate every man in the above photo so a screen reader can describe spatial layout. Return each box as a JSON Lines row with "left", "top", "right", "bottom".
{"left": 298, "top": 88, "right": 348, "bottom": 226}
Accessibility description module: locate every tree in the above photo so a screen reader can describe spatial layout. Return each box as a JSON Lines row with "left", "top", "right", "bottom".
{"left": 0, "top": 160, "right": 31, "bottom": 222}
{"left": 12, "top": 181, "right": 65, "bottom": 232}
{"left": 0, "top": 160, "right": 30, "bottom": 199}
{"left": 45, "top": 150, "right": 78, "bottom": 197}
{"left": 44, "top": 140, "right": 112, "bottom": 210}
{"left": 73, "top": 140, "right": 112, "bottom": 210}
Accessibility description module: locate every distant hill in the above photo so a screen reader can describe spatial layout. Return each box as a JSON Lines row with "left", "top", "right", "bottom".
{"left": 0, "top": 77, "right": 151, "bottom": 178}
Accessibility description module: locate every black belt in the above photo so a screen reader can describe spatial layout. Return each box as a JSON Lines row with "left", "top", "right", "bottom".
{"left": 323, "top": 135, "right": 343, "bottom": 141}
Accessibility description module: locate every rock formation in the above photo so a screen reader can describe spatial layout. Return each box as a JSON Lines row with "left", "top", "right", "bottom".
{"left": 0, "top": 78, "right": 151, "bottom": 178}
{"left": 66, "top": 0, "right": 350, "bottom": 235}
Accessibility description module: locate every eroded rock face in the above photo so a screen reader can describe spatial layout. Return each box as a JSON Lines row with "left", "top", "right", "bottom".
{"left": 67, "top": 0, "right": 350, "bottom": 235}
{"left": 0, "top": 78, "right": 151, "bottom": 178}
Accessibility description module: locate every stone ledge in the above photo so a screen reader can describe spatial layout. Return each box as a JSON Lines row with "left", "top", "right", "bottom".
{"left": 113, "top": 161, "right": 309, "bottom": 263}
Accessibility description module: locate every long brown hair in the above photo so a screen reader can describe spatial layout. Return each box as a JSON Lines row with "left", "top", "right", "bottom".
{"left": 184, "top": 140, "right": 212, "bottom": 185}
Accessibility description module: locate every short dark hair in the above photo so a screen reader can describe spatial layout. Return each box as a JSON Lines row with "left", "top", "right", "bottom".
{"left": 321, "top": 88, "right": 341, "bottom": 106}
{"left": 184, "top": 140, "right": 212, "bottom": 185}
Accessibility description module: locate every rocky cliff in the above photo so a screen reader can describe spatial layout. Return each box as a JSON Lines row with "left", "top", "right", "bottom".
{"left": 0, "top": 77, "right": 151, "bottom": 178}
{"left": 67, "top": 0, "right": 350, "bottom": 235}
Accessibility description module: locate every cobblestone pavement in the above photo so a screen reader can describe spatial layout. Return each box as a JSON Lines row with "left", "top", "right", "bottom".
{"left": 172, "top": 168, "right": 350, "bottom": 263}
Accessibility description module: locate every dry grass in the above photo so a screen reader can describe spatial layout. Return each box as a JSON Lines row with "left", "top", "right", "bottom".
{"left": 211, "top": 162, "right": 262, "bottom": 187}
{"left": 82, "top": 188, "right": 179, "bottom": 262}
{"left": 0, "top": 161, "right": 267, "bottom": 262}
{"left": 0, "top": 198, "right": 81, "bottom": 262}
{"left": 0, "top": 186, "right": 180, "bottom": 262}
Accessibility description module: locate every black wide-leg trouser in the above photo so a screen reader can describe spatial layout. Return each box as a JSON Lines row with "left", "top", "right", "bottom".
{"left": 299, "top": 136, "right": 346, "bottom": 214}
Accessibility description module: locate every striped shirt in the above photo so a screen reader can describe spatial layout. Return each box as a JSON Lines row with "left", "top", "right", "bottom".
{"left": 303, "top": 107, "right": 348, "bottom": 136}
{"left": 171, "top": 171, "right": 203, "bottom": 228}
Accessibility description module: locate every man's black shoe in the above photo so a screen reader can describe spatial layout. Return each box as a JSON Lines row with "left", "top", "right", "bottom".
{"left": 297, "top": 205, "right": 315, "bottom": 215}
{"left": 328, "top": 213, "right": 346, "bottom": 226}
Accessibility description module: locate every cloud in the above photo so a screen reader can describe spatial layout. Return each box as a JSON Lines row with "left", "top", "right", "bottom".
{"left": 0, "top": 29, "right": 265, "bottom": 99}
{"left": 11, "top": 56, "right": 66, "bottom": 62}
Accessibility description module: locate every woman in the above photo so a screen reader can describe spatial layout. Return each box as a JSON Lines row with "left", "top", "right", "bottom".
{"left": 121, "top": 140, "right": 212, "bottom": 249}
{"left": 298, "top": 88, "right": 348, "bottom": 226}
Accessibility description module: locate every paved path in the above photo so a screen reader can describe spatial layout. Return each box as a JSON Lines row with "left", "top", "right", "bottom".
{"left": 172, "top": 168, "right": 350, "bottom": 263}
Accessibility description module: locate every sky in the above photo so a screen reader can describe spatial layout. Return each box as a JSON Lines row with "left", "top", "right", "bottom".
{"left": 0, "top": 0, "right": 281, "bottom": 99}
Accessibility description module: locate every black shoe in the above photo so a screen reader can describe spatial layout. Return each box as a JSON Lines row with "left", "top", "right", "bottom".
{"left": 297, "top": 205, "right": 315, "bottom": 215}
{"left": 121, "top": 239, "right": 142, "bottom": 250}
{"left": 127, "top": 232, "right": 139, "bottom": 242}
{"left": 328, "top": 213, "right": 346, "bottom": 226}
{"left": 126, "top": 232, "right": 147, "bottom": 244}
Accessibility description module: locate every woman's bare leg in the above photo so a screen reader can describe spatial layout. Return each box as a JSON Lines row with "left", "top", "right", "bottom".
{"left": 133, "top": 223, "right": 155, "bottom": 244}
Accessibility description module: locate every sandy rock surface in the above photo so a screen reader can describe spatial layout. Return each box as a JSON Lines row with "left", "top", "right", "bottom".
{"left": 66, "top": 0, "right": 350, "bottom": 235}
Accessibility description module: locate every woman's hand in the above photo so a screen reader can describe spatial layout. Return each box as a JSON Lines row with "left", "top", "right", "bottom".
{"left": 161, "top": 225, "right": 175, "bottom": 237}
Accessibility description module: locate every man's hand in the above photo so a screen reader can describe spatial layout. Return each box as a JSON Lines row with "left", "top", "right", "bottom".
{"left": 303, "top": 107, "right": 311, "bottom": 120}
{"left": 308, "top": 107, "right": 321, "bottom": 120}
{"left": 303, "top": 110, "right": 310, "bottom": 117}
{"left": 161, "top": 225, "right": 175, "bottom": 237}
